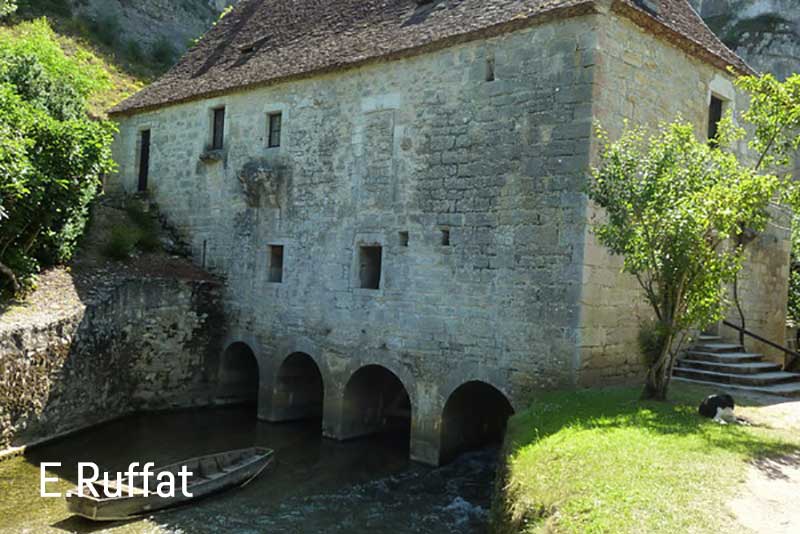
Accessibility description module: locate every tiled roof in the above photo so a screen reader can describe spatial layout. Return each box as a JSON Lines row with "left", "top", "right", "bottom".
{"left": 110, "top": 0, "right": 750, "bottom": 116}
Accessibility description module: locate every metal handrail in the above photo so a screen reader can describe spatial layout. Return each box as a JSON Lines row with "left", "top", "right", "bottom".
{"left": 722, "top": 320, "right": 800, "bottom": 371}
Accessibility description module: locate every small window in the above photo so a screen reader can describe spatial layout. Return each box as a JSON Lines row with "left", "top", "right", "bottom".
{"left": 138, "top": 129, "right": 151, "bottom": 192}
{"left": 399, "top": 231, "right": 409, "bottom": 247}
{"left": 268, "top": 245, "right": 284, "bottom": 283}
{"left": 486, "top": 56, "right": 495, "bottom": 82}
{"left": 268, "top": 112, "right": 282, "bottom": 148}
{"left": 708, "top": 95, "right": 724, "bottom": 144}
{"left": 212, "top": 107, "right": 225, "bottom": 150}
{"left": 441, "top": 228, "right": 451, "bottom": 247}
{"left": 359, "top": 246, "right": 382, "bottom": 290}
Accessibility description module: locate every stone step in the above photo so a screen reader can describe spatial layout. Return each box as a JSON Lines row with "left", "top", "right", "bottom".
{"left": 673, "top": 368, "right": 800, "bottom": 386}
{"left": 685, "top": 351, "right": 764, "bottom": 364}
{"left": 691, "top": 342, "right": 745, "bottom": 353}
{"left": 677, "top": 359, "right": 782, "bottom": 375}
{"left": 673, "top": 376, "right": 800, "bottom": 398}
{"left": 698, "top": 334, "right": 722, "bottom": 342}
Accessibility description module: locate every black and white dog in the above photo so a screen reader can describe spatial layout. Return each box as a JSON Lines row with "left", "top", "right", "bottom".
{"left": 698, "top": 394, "right": 737, "bottom": 424}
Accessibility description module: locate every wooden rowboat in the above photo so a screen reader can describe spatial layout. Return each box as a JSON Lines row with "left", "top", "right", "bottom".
{"left": 65, "top": 447, "right": 274, "bottom": 521}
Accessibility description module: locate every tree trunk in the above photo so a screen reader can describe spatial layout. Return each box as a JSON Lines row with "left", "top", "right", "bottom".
{"left": 641, "top": 330, "right": 675, "bottom": 401}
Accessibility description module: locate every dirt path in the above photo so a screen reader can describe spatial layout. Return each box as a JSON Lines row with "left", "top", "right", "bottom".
{"left": 723, "top": 396, "right": 800, "bottom": 533}
{"left": 729, "top": 453, "right": 800, "bottom": 533}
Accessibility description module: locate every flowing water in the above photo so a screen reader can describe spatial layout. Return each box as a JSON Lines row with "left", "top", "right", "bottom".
{"left": 0, "top": 407, "right": 498, "bottom": 533}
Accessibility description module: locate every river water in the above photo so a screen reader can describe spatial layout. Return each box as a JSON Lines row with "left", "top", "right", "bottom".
{"left": 0, "top": 407, "right": 498, "bottom": 533}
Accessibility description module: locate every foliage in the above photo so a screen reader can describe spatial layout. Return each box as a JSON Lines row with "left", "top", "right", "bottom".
{"left": 735, "top": 73, "right": 800, "bottom": 174}
{"left": 0, "top": 0, "right": 16, "bottom": 19}
{"left": 588, "top": 118, "right": 781, "bottom": 399}
{"left": 150, "top": 38, "right": 177, "bottom": 70}
{"left": 496, "top": 385, "right": 800, "bottom": 534}
{"left": 101, "top": 204, "right": 161, "bottom": 260}
{"left": 103, "top": 224, "right": 142, "bottom": 261}
{"left": 0, "top": 18, "right": 116, "bottom": 297}
{"left": 735, "top": 74, "right": 800, "bottom": 333}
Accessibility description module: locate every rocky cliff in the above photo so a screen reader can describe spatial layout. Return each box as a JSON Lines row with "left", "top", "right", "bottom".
{"left": 691, "top": 0, "right": 800, "bottom": 78}
{"left": 69, "top": 0, "right": 238, "bottom": 62}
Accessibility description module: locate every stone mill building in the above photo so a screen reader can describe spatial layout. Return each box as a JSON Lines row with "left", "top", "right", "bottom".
{"left": 107, "top": 0, "right": 790, "bottom": 465}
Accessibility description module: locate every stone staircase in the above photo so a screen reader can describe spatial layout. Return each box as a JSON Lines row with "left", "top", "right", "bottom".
{"left": 672, "top": 334, "right": 800, "bottom": 397}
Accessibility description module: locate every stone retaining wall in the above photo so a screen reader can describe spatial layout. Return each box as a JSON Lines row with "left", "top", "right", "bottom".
{"left": 0, "top": 278, "right": 224, "bottom": 451}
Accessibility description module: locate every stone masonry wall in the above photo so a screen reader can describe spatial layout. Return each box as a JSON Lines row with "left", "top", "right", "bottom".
{"left": 110, "top": 16, "right": 598, "bottom": 463}
{"left": 577, "top": 8, "right": 791, "bottom": 384}
{"left": 0, "top": 278, "right": 224, "bottom": 451}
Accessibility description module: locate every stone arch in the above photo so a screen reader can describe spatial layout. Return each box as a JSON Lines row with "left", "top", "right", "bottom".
{"left": 338, "top": 364, "right": 412, "bottom": 442}
{"left": 269, "top": 352, "right": 325, "bottom": 422}
{"left": 217, "top": 341, "right": 260, "bottom": 406}
{"left": 440, "top": 380, "right": 514, "bottom": 463}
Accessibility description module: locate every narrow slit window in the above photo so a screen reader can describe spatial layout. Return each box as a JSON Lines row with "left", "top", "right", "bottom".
{"left": 399, "top": 231, "right": 409, "bottom": 247}
{"left": 441, "top": 228, "right": 451, "bottom": 246}
{"left": 269, "top": 245, "right": 284, "bottom": 283}
{"left": 212, "top": 107, "right": 225, "bottom": 150}
{"left": 708, "top": 95, "right": 724, "bottom": 144}
{"left": 486, "top": 56, "right": 496, "bottom": 82}
{"left": 268, "top": 112, "right": 282, "bottom": 148}
{"left": 138, "top": 129, "right": 151, "bottom": 192}
{"left": 359, "top": 246, "right": 382, "bottom": 290}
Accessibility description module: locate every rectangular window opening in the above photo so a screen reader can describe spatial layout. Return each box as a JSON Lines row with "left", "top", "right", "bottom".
{"left": 268, "top": 112, "right": 282, "bottom": 148}
{"left": 212, "top": 107, "right": 225, "bottom": 150}
{"left": 138, "top": 129, "right": 150, "bottom": 192}
{"left": 399, "top": 231, "right": 409, "bottom": 247}
{"left": 359, "top": 246, "right": 382, "bottom": 290}
{"left": 486, "top": 56, "right": 496, "bottom": 82}
{"left": 269, "top": 245, "right": 284, "bottom": 283}
{"left": 441, "top": 228, "right": 451, "bottom": 247}
{"left": 708, "top": 95, "right": 724, "bottom": 144}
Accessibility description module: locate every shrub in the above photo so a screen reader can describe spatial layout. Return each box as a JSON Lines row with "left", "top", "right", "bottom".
{"left": 103, "top": 225, "right": 142, "bottom": 261}
{"left": 87, "top": 14, "right": 121, "bottom": 47}
{"left": 0, "top": 0, "right": 17, "bottom": 19}
{"left": 150, "top": 38, "right": 177, "bottom": 69}
{"left": 0, "top": 19, "right": 116, "bottom": 297}
{"left": 125, "top": 203, "right": 161, "bottom": 253}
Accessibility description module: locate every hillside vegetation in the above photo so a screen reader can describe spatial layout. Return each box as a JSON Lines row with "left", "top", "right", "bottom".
{"left": 0, "top": 14, "right": 116, "bottom": 297}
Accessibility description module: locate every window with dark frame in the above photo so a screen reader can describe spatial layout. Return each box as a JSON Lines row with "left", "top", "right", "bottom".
{"left": 441, "top": 228, "right": 451, "bottom": 246}
{"left": 268, "top": 245, "right": 284, "bottom": 283}
{"left": 268, "top": 112, "right": 282, "bottom": 148}
{"left": 399, "top": 231, "right": 409, "bottom": 247}
{"left": 212, "top": 107, "right": 225, "bottom": 150}
{"left": 359, "top": 246, "right": 382, "bottom": 290}
{"left": 707, "top": 95, "right": 724, "bottom": 144}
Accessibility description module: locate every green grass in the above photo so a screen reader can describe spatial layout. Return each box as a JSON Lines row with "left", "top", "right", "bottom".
{"left": 495, "top": 385, "right": 800, "bottom": 534}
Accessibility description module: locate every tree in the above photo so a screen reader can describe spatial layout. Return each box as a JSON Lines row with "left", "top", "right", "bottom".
{"left": 732, "top": 74, "right": 800, "bottom": 343}
{"left": 0, "top": 20, "right": 116, "bottom": 296}
{"left": 588, "top": 119, "right": 782, "bottom": 400}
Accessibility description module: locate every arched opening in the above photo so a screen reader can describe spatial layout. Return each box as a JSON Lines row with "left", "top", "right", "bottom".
{"left": 339, "top": 365, "right": 411, "bottom": 445}
{"left": 440, "top": 381, "right": 514, "bottom": 463}
{"left": 270, "top": 352, "right": 324, "bottom": 422}
{"left": 217, "top": 342, "right": 259, "bottom": 407}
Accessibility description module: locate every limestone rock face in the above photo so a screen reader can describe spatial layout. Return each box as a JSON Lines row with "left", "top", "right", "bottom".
{"left": 69, "top": 0, "right": 239, "bottom": 61}
{"left": 691, "top": 0, "right": 800, "bottom": 78}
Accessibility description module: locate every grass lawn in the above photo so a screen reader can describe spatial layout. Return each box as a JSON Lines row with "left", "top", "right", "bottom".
{"left": 494, "top": 384, "right": 800, "bottom": 534}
